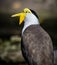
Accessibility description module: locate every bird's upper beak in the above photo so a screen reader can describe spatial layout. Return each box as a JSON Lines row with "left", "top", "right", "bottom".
{"left": 11, "top": 12, "right": 26, "bottom": 25}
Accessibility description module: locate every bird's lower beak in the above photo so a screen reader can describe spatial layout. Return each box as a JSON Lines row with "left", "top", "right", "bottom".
{"left": 11, "top": 13, "right": 26, "bottom": 25}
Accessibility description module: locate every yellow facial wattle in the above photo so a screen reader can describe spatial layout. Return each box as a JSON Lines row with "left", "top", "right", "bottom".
{"left": 11, "top": 13, "right": 26, "bottom": 24}
{"left": 11, "top": 8, "right": 32, "bottom": 25}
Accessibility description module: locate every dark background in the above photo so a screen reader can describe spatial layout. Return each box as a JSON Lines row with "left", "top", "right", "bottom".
{"left": 0, "top": 0, "right": 57, "bottom": 65}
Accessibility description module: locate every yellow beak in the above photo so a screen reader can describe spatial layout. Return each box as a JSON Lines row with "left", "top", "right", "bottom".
{"left": 11, "top": 13, "right": 26, "bottom": 25}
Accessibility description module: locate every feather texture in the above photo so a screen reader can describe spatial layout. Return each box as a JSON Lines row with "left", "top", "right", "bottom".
{"left": 21, "top": 25, "right": 54, "bottom": 65}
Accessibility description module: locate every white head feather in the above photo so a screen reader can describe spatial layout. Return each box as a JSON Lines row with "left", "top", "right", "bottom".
{"left": 22, "top": 13, "right": 39, "bottom": 35}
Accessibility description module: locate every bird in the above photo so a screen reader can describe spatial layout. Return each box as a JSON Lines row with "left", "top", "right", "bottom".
{"left": 11, "top": 8, "right": 54, "bottom": 65}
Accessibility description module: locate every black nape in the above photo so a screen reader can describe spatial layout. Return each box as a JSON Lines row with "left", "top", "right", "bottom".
{"left": 30, "top": 9, "right": 39, "bottom": 19}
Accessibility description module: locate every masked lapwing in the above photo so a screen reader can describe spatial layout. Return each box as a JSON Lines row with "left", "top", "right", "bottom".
{"left": 11, "top": 8, "right": 54, "bottom": 65}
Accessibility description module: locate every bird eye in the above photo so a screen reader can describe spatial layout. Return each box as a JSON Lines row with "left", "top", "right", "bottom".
{"left": 26, "top": 11, "right": 31, "bottom": 13}
{"left": 23, "top": 10, "right": 30, "bottom": 13}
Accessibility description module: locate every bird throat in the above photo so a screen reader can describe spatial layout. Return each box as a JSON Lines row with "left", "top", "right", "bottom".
{"left": 22, "top": 14, "right": 39, "bottom": 35}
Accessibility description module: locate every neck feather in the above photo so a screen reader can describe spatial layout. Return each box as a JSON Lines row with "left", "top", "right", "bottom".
{"left": 22, "top": 13, "right": 39, "bottom": 35}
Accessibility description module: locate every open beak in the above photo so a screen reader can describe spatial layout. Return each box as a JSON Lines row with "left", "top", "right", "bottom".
{"left": 11, "top": 12, "right": 26, "bottom": 25}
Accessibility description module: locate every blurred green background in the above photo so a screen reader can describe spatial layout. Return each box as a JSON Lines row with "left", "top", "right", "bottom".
{"left": 0, "top": 0, "right": 57, "bottom": 65}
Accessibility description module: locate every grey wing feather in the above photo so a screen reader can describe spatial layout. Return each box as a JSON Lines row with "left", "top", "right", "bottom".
{"left": 21, "top": 25, "right": 54, "bottom": 65}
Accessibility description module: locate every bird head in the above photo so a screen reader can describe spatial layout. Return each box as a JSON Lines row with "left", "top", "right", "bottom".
{"left": 11, "top": 8, "right": 32, "bottom": 25}
{"left": 11, "top": 8, "right": 39, "bottom": 25}
{"left": 11, "top": 8, "right": 39, "bottom": 34}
